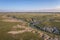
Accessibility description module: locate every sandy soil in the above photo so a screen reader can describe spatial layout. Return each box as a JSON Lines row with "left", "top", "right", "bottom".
{"left": 8, "top": 24, "right": 35, "bottom": 35}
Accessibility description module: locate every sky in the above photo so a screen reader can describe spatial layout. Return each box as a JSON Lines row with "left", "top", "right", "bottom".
{"left": 0, "top": 0, "right": 60, "bottom": 12}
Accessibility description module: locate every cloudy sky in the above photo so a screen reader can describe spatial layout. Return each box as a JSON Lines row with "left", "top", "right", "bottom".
{"left": 0, "top": 0, "right": 60, "bottom": 12}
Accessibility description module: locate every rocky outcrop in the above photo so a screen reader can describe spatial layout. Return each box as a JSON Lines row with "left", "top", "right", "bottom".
{"left": 42, "top": 27, "right": 60, "bottom": 34}
{"left": 29, "top": 21, "right": 60, "bottom": 40}
{"left": 30, "top": 21, "right": 60, "bottom": 34}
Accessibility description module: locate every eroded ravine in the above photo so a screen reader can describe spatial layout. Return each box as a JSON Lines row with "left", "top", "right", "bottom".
{"left": 2, "top": 15, "right": 60, "bottom": 40}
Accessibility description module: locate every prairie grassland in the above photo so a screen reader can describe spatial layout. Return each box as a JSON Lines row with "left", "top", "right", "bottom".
{"left": 0, "top": 13, "right": 43, "bottom": 40}
{"left": 0, "top": 12, "right": 60, "bottom": 40}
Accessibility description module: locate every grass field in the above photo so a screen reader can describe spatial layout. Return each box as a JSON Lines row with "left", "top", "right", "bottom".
{"left": 0, "top": 12, "right": 60, "bottom": 40}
